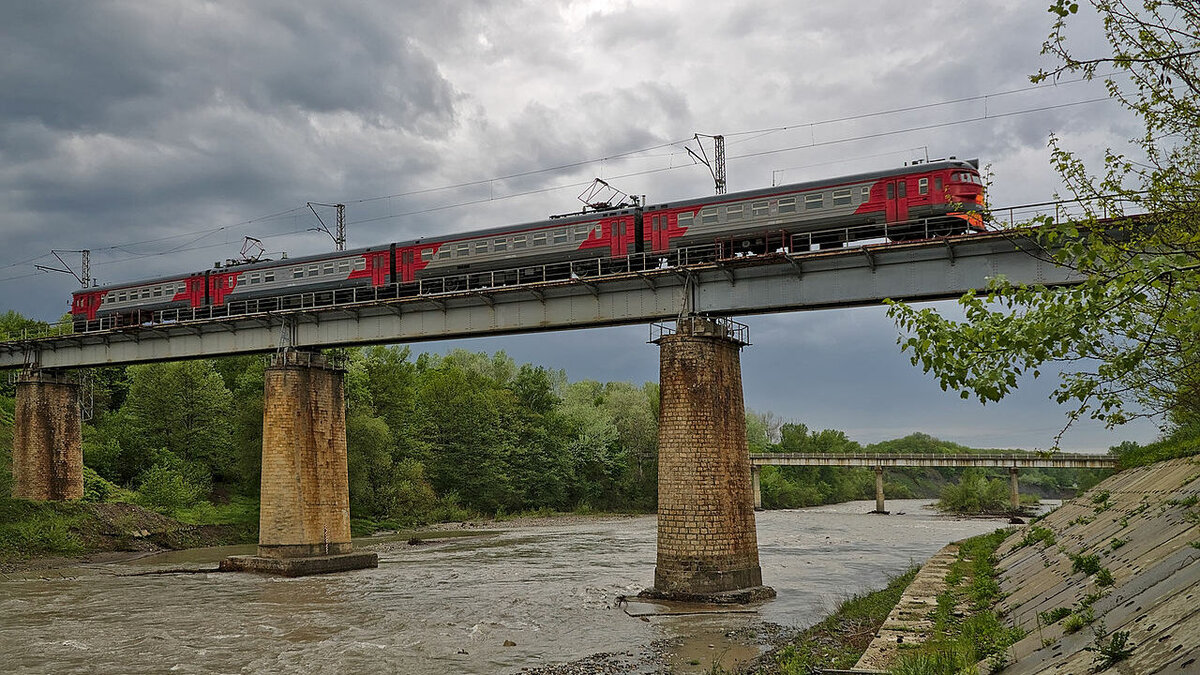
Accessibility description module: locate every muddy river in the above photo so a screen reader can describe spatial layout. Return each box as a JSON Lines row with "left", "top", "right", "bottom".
{"left": 0, "top": 499, "right": 1023, "bottom": 673}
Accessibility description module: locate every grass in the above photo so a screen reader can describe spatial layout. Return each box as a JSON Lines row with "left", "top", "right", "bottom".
{"left": 0, "top": 498, "right": 88, "bottom": 560}
{"left": 171, "top": 495, "right": 259, "bottom": 527}
{"left": 770, "top": 565, "right": 920, "bottom": 674}
{"left": 887, "top": 529, "right": 1025, "bottom": 675}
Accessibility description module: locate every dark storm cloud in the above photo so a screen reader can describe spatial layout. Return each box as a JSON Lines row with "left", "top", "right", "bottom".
{"left": 0, "top": 2, "right": 1157, "bottom": 450}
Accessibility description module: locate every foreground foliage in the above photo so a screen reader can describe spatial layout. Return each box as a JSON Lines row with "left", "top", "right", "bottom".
{"left": 888, "top": 1, "right": 1200, "bottom": 446}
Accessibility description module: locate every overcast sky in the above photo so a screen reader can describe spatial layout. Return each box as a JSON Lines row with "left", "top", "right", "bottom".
{"left": 0, "top": 1, "right": 1160, "bottom": 451}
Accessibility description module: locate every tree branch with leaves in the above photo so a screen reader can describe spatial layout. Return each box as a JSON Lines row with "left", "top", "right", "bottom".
{"left": 887, "top": 0, "right": 1200, "bottom": 446}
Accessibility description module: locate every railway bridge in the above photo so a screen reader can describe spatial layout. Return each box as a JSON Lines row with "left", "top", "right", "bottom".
{"left": 748, "top": 452, "right": 1117, "bottom": 513}
{"left": 4, "top": 226, "right": 1091, "bottom": 597}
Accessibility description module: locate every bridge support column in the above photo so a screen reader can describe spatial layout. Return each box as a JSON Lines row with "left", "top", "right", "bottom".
{"left": 751, "top": 466, "right": 763, "bottom": 511}
{"left": 12, "top": 369, "right": 82, "bottom": 501}
{"left": 872, "top": 465, "right": 888, "bottom": 514}
{"left": 221, "top": 351, "right": 376, "bottom": 576}
{"left": 1010, "top": 467, "right": 1020, "bottom": 511}
{"left": 642, "top": 316, "right": 773, "bottom": 603}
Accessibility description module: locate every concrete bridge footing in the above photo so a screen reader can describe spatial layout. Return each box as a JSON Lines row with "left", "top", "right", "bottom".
{"left": 221, "top": 351, "right": 376, "bottom": 576}
{"left": 642, "top": 316, "right": 773, "bottom": 603}
{"left": 12, "top": 369, "right": 82, "bottom": 501}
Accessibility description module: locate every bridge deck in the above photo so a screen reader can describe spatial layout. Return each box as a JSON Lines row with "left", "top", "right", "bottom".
{"left": 749, "top": 452, "right": 1116, "bottom": 469}
{"left": 0, "top": 229, "right": 1081, "bottom": 370}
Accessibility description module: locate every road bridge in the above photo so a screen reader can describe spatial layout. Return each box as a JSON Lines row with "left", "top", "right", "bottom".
{"left": 748, "top": 452, "right": 1117, "bottom": 513}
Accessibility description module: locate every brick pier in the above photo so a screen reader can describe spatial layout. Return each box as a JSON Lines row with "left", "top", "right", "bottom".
{"left": 222, "top": 351, "right": 376, "bottom": 576}
{"left": 12, "top": 369, "right": 82, "bottom": 500}
{"left": 643, "top": 316, "right": 773, "bottom": 603}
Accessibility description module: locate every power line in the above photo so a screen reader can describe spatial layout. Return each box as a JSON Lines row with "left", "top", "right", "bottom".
{"left": 349, "top": 96, "right": 1114, "bottom": 227}
{"left": 0, "top": 77, "right": 1115, "bottom": 273}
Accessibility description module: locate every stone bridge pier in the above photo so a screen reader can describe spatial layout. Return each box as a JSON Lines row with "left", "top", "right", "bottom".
{"left": 872, "top": 466, "right": 888, "bottom": 514}
{"left": 12, "top": 368, "right": 83, "bottom": 501}
{"left": 222, "top": 351, "right": 376, "bottom": 576}
{"left": 642, "top": 316, "right": 773, "bottom": 603}
{"left": 1010, "top": 467, "right": 1021, "bottom": 511}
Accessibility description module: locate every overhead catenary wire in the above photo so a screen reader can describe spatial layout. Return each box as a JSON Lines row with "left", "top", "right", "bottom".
{"left": 0, "top": 76, "right": 1118, "bottom": 276}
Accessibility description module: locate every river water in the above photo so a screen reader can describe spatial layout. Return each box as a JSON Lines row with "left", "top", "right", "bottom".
{"left": 0, "top": 500, "right": 1019, "bottom": 674}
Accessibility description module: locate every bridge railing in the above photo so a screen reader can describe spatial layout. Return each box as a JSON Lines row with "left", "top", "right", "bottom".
{"left": 7, "top": 201, "right": 1133, "bottom": 344}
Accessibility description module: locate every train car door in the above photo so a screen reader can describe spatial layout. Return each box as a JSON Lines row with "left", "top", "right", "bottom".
{"left": 884, "top": 179, "right": 910, "bottom": 224}
{"left": 399, "top": 249, "right": 415, "bottom": 282}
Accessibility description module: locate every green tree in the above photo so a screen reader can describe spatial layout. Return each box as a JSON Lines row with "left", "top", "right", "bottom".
{"left": 123, "top": 360, "right": 234, "bottom": 486}
{"left": 887, "top": 1, "right": 1200, "bottom": 444}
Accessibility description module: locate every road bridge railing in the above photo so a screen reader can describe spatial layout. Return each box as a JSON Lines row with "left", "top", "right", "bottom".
{"left": 749, "top": 452, "right": 1117, "bottom": 469}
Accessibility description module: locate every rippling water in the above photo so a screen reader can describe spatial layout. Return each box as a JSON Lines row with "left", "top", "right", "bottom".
{"left": 0, "top": 500, "right": 1017, "bottom": 673}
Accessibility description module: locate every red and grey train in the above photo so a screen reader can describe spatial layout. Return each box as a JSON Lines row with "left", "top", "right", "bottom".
{"left": 70, "top": 158, "right": 985, "bottom": 331}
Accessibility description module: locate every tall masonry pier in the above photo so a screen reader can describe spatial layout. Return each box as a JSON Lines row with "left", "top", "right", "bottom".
{"left": 222, "top": 350, "right": 376, "bottom": 575}
{"left": 644, "top": 316, "right": 774, "bottom": 603}
{"left": 12, "top": 369, "right": 83, "bottom": 500}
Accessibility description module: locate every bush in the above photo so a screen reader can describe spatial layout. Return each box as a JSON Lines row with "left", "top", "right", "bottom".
{"left": 82, "top": 466, "right": 131, "bottom": 503}
{"left": 1039, "top": 606, "right": 1072, "bottom": 625}
{"left": 135, "top": 461, "right": 208, "bottom": 513}
{"left": 1064, "top": 607, "right": 1096, "bottom": 634}
{"left": 1069, "top": 552, "right": 1103, "bottom": 576}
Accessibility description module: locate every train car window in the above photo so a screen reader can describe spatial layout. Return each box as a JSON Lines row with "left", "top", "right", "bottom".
{"left": 494, "top": 238, "right": 508, "bottom": 252}
{"left": 553, "top": 229, "right": 567, "bottom": 244}
{"left": 574, "top": 225, "right": 591, "bottom": 240}
{"left": 421, "top": 249, "right": 433, "bottom": 261}
{"left": 805, "top": 193, "right": 823, "bottom": 210}
{"left": 778, "top": 197, "right": 796, "bottom": 213}
{"left": 935, "top": 177, "right": 943, "bottom": 192}
{"left": 861, "top": 186, "right": 871, "bottom": 200}
{"left": 898, "top": 182, "right": 907, "bottom": 197}
{"left": 152, "top": 287, "right": 163, "bottom": 297}
{"left": 293, "top": 267, "right": 304, "bottom": 279}
{"left": 117, "top": 292, "right": 125, "bottom": 302}
{"left": 437, "top": 247, "right": 451, "bottom": 260}
{"left": 751, "top": 201, "right": 769, "bottom": 216}
{"left": 323, "top": 263, "right": 335, "bottom": 275}
{"left": 533, "top": 232, "right": 547, "bottom": 246}
{"left": 307, "top": 265, "right": 319, "bottom": 277}
{"left": 700, "top": 208, "right": 718, "bottom": 225}
{"left": 513, "top": 235, "right": 527, "bottom": 249}
{"left": 250, "top": 273, "right": 260, "bottom": 284}
{"left": 475, "top": 241, "right": 489, "bottom": 253}
{"left": 726, "top": 204, "right": 744, "bottom": 220}
{"left": 918, "top": 178, "right": 929, "bottom": 195}
{"left": 832, "top": 189, "right": 852, "bottom": 206}
{"left": 456, "top": 243, "right": 470, "bottom": 257}
{"left": 677, "top": 212, "right": 693, "bottom": 226}
{"left": 236, "top": 274, "right": 246, "bottom": 285}
{"left": 338, "top": 260, "right": 350, "bottom": 272}
{"left": 264, "top": 271, "right": 275, "bottom": 282}
{"left": 886, "top": 184, "right": 895, "bottom": 199}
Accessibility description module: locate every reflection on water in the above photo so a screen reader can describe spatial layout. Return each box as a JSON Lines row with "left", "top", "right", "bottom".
{"left": 0, "top": 499, "right": 1016, "bottom": 674}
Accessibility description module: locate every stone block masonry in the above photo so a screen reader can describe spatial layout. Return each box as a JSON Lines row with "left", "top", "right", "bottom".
{"left": 228, "top": 351, "right": 375, "bottom": 575}
{"left": 12, "top": 369, "right": 82, "bottom": 500}
{"left": 645, "top": 316, "right": 773, "bottom": 603}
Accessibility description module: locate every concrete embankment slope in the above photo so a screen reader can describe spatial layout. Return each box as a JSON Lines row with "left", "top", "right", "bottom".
{"left": 995, "top": 457, "right": 1200, "bottom": 674}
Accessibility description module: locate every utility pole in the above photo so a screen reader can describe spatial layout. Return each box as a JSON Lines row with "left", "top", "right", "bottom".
{"left": 36, "top": 249, "right": 91, "bottom": 287}
{"left": 687, "top": 134, "right": 727, "bottom": 195}
{"left": 308, "top": 202, "right": 347, "bottom": 251}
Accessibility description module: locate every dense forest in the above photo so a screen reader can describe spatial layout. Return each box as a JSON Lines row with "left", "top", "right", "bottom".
{"left": 0, "top": 309, "right": 1131, "bottom": 532}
